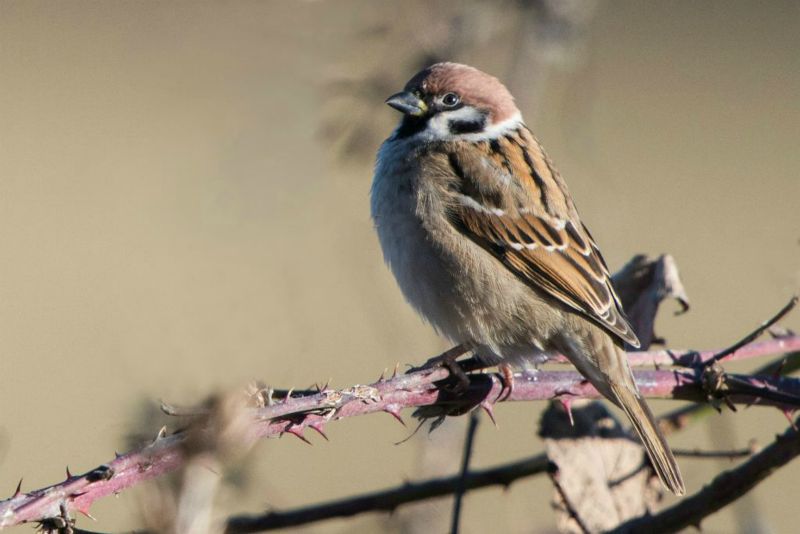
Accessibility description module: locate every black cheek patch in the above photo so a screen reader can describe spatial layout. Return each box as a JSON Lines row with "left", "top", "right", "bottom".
{"left": 448, "top": 115, "right": 487, "bottom": 135}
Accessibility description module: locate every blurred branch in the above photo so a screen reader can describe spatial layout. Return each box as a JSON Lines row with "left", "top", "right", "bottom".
{"left": 225, "top": 453, "right": 549, "bottom": 533}
{"left": 450, "top": 412, "right": 479, "bottom": 534}
{"left": 220, "top": 431, "right": 758, "bottom": 531}
{"left": 672, "top": 446, "right": 756, "bottom": 460}
{"left": 611, "top": 417, "right": 800, "bottom": 533}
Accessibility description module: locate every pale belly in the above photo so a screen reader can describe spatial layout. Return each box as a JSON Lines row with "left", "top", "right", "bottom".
{"left": 372, "top": 175, "right": 558, "bottom": 363}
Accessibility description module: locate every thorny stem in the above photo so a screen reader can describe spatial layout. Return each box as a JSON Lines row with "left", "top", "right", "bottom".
{"left": 1, "top": 336, "right": 799, "bottom": 530}
{"left": 658, "top": 347, "right": 800, "bottom": 436}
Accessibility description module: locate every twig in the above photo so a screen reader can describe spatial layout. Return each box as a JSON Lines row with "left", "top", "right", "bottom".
{"left": 672, "top": 446, "right": 755, "bottom": 460}
{"left": 611, "top": 417, "right": 800, "bottom": 533}
{"left": 224, "top": 454, "right": 549, "bottom": 532}
{"left": 702, "top": 297, "right": 797, "bottom": 368}
{"left": 548, "top": 465, "right": 590, "bottom": 534}
{"left": 450, "top": 412, "right": 479, "bottom": 534}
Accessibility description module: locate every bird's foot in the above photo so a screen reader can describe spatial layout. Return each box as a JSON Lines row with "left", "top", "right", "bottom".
{"left": 409, "top": 343, "right": 479, "bottom": 394}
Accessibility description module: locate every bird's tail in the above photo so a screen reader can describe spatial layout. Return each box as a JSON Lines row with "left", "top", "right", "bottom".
{"left": 609, "top": 380, "right": 685, "bottom": 495}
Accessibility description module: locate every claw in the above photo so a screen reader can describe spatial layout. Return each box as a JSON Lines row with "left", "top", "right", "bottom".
{"left": 497, "top": 363, "right": 514, "bottom": 402}
{"left": 13, "top": 478, "right": 22, "bottom": 498}
{"left": 65, "top": 466, "right": 72, "bottom": 479}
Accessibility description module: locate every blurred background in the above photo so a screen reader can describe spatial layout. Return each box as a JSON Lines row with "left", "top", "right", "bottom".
{"left": 1, "top": 1, "right": 798, "bottom": 532}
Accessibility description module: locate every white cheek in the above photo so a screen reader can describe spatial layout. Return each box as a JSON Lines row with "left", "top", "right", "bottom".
{"left": 425, "top": 113, "right": 453, "bottom": 139}
{"left": 421, "top": 106, "right": 487, "bottom": 140}
{"left": 409, "top": 110, "right": 522, "bottom": 142}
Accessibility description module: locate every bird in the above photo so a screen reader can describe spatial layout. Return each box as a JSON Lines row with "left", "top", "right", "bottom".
{"left": 370, "top": 62, "right": 685, "bottom": 495}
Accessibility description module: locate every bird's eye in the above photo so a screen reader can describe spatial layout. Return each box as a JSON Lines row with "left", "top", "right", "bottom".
{"left": 442, "top": 93, "right": 460, "bottom": 107}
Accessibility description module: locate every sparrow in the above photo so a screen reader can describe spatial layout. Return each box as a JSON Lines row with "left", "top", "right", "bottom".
{"left": 370, "top": 62, "right": 685, "bottom": 495}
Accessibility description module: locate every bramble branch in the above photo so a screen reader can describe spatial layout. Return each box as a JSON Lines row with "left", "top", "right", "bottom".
{"left": 1, "top": 334, "right": 799, "bottom": 530}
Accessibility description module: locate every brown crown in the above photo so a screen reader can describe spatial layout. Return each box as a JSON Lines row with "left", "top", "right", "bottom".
{"left": 403, "top": 62, "right": 519, "bottom": 123}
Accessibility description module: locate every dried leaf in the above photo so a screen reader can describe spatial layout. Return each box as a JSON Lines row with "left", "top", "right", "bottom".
{"left": 540, "top": 401, "right": 663, "bottom": 533}
{"left": 611, "top": 254, "right": 690, "bottom": 350}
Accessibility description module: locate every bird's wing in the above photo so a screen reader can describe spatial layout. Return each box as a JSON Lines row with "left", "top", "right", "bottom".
{"left": 444, "top": 127, "right": 640, "bottom": 348}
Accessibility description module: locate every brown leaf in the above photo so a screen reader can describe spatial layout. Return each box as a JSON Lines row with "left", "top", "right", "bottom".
{"left": 540, "top": 401, "right": 663, "bottom": 533}
{"left": 611, "top": 254, "right": 690, "bottom": 350}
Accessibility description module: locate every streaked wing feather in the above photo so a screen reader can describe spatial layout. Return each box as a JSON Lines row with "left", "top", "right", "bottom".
{"left": 447, "top": 132, "right": 640, "bottom": 348}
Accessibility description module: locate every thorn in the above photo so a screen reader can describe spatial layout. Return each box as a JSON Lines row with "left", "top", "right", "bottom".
{"left": 772, "top": 358, "right": 788, "bottom": 380}
{"left": 114, "top": 451, "right": 122, "bottom": 459}
{"left": 76, "top": 506, "right": 96, "bottom": 520}
{"left": 154, "top": 426, "right": 167, "bottom": 442}
{"left": 13, "top": 478, "right": 22, "bottom": 497}
{"left": 781, "top": 408, "right": 798, "bottom": 430}
{"left": 392, "top": 362, "right": 400, "bottom": 379}
{"left": 284, "top": 388, "right": 295, "bottom": 403}
{"left": 285, "top": 425, "right": 312, "bottom": 445}
{"left": 559, "top": 397, "right": 575, "bottom": 426}
{"left": 308, "top": 421, "right": 329, "bottom": 441}
{"left": 383, "top": 404, "right": 406, "bottom": 427}
{"left": 65, "top": 466, "right": 72, "bottom": 479}
{"left": 480, "top": 402, "right": 497, "bottom": 426}
{"left": 378, "top": 368, "right": 387, "bottom": 382}
{"left": 314, "top": 382, "right": 322, "bottom": 393}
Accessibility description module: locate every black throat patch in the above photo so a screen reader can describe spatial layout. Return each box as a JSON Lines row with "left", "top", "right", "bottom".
{"left": 395, "top": 115, "right": 430, "bottom": 139}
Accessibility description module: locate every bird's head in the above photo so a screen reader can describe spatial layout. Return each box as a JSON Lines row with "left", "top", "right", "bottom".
{"left": 385, "top": 62, "right": 521, "bottom": 140}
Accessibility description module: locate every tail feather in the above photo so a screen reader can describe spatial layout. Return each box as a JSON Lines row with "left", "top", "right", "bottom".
{"left": 610, "top": 383, "right": 686, "bottom": 495}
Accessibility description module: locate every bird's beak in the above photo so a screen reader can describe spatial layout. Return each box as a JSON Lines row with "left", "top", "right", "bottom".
{"left": 385, "top": 91, "right": 428, "bottom": 117}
